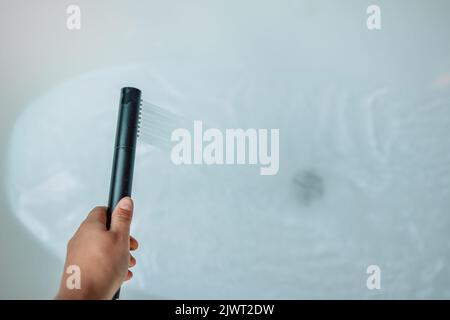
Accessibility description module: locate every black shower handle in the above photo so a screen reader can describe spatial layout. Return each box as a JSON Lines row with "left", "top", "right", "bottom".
{"left": 106, "top": 87, "right": 141, "bottom": 300}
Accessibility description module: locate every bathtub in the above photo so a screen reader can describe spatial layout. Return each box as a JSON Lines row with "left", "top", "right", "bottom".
{"left": 1, "top": 0, "right": 450, "bottom": 299}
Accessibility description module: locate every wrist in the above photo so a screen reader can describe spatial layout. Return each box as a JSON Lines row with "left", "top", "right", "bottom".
{"left": 55, "top": 287, "right": 89, "bottom": 300}
{"left": 55, "top": 273, "right": 112, "bottom": 300}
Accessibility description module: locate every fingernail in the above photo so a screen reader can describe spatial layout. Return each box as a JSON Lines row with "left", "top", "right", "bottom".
{"left": 119, "top": 197, "right": 133, "bottom": 211}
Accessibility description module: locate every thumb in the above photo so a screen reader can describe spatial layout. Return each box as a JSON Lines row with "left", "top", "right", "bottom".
{"left": 110, "top": 197, "right": 134, "bottom": 235}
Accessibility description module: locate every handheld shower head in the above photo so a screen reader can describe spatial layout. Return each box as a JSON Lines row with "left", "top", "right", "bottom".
{"left": 105, "top": 87, "right": 184, "bottom": 299}
{"left": 107, "top": 87, "right": 142, "bottom": 229}
{"left": 106, "top": 87, "right": 142, "bottom": 299}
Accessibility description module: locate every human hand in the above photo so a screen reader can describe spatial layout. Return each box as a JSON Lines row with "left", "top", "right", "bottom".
{"left": 55, "top": 197, "right": 138, "bottom": 300}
